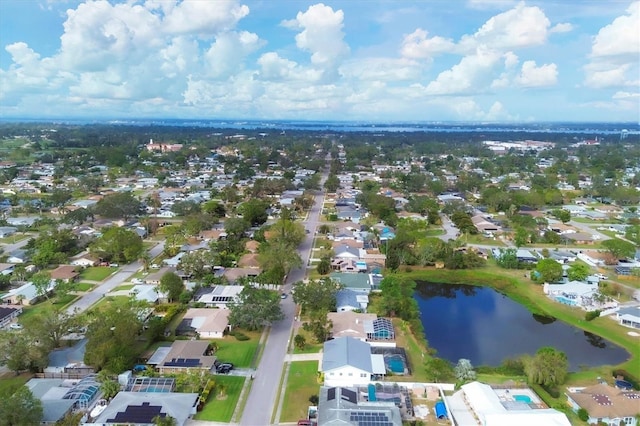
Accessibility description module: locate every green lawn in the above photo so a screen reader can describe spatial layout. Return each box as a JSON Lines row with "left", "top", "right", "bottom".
{"left": 0, "top": 373, "right": 31, "bottom": 395}
{"left": 214, "top": 332, "right": 261, "bottom": 368}
{"left": 80, "top": 267, "right": 114, "bottom": 281}
{"left": 112, "top": 284, "right": 134, "bottom": 291}
{"left": 280, "top": 361, "right": 320, "bottom": 423}
{"left": 194, "top": 375, "right": 245, "bottom": 422}
{"left": 292, "top": 327, "right": 323, "bottom": 354}
{"left": 73, "top": 282, "right": 94, "bottom": 292}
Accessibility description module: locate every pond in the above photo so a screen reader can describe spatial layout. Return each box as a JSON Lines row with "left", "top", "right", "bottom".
{"left": 415, "top": 282, "right": 629, "bottom": 370}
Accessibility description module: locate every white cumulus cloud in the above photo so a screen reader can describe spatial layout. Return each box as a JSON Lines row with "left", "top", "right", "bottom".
{"left": 516, "top": 60, "right": 558, "bottom": 87}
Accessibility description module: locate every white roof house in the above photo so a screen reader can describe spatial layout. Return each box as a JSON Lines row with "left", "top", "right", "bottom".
{"left": 321, "top": 337, "right": 385, "bottom": 387}
{"left": 448, "top": 382, "right": 571, "bottom": 426}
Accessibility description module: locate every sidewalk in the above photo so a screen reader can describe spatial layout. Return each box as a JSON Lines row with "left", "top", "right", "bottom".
{"left": 283, "top": 352, "right": 322, "bottom": 362}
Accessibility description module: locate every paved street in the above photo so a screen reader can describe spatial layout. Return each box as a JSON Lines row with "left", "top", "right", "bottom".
{"left": 65, "top": 241, "right": 165, "bottom": 314}
{"left": 240, "top": 168, "right": 328, "bottom": 426}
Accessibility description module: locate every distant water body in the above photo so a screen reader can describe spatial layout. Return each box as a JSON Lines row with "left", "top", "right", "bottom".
{"left": 2, "top": 118, "right": 638, "bottom": 135}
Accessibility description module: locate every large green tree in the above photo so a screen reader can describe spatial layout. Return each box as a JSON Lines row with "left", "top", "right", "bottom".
{"left": 90, "top": 226, "right": 143, "bottom": 263}
{"left": 258, "top": 240, "right": 302, "bottom": 284}
{"left": 23, "top": 308, "right": 79, "bottom": 352}
{"left": 533, "top": 259, "right": 563, "bottom": 283}
{"left": 0, "top": 330, "right": 48, "bottom": 374}
{"left": 84, "top": 304, "right": 143, "bottom": 371}
{"left": 159, "top": 272, "right": 184, "bottom": 303}
{"left": 292, "top": 278, "right": 341, "bottom": 315}
{"left": 94, "top": 191, "right": 142, "bottom": 220}
{"left": 0, "top": 385, "right": 43, "bottom": 425}
{"left": 524, "top": 346, "right": 568, "bottom": 387}
{"left": 601, "top": 238, "right": 636, "bottom": 260}
{"left": 567, "top": 263, "right": 590, "bottom": 281}
{"left": 378, "top": 276, "right": 418, "bottom": 321}
{"left": 238, "top": 199, "right": 269, "bottom": 226}
{"left": 228, "top": 285, "right": 284, "bottom": 331}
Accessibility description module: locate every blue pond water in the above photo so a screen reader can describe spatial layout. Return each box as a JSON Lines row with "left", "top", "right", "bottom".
{"left": 415, "top": 282, "right": 629, "bottom": 370}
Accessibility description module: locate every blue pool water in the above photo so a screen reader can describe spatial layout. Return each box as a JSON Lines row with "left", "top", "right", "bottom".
{"left": 555, "top": 296, "right": 576, "bottom": 305}
{"left": 514, "top": 395, "right": 532, "bottom": 403}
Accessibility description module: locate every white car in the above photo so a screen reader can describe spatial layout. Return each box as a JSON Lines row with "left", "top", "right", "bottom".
{"left": 594, "top": 273, "right": 607, "bottom": 280}
{"left": 9, "top": 323, "right": 23, "bottom": 330}
{"left": 131, "top": 278, "right": 144, "bottom": 284}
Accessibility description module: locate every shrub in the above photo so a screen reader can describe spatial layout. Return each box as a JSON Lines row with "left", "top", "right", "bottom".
{"left": 577, "top": 408, "right": 589, "bottom": 421}
{"left": 585, "top": 310, "right": 601, "bottom": 321}
{"left": 542, "top": 384, "right": 560, "bottom": 398}
{"left": 233, "top": 331, "right": 250, "bottom": 341}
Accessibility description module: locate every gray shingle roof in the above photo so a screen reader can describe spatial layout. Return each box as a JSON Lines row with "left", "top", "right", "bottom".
{"left": 322, "top": 337, "right": 372, "bottom": 373}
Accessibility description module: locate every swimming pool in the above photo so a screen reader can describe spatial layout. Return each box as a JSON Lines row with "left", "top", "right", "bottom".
{"left": 555, "top": 296, "right": 576, "bottom": 306}
{"left": 514, "top": 394, "right": 532, "bottom": 403}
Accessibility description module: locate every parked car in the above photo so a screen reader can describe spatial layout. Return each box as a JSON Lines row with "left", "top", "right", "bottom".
{"left": 280, "top": 293, "right": 287, "bottom": 299}
{"left": 109, "top": 263, "right": 119, "bottom": 268}
{"left": 9, "top": 323, "right": 23, "bottom": 330}
{"left": 217, "top": 365, "right": 232, "bottom": 374}
{"left": 297, "top": 420, "right": 313, "bottom": 426}
{"left": 131, "top": 278, "right": 144, "bottom": 284}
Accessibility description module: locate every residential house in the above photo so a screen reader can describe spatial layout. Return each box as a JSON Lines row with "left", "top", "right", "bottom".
{"left": 1, "top": 281, "right": 55, "bottom": 305}
{"left": 130, "top": 285, "right": 160, "bottom": 304}
{"left": 336, "top": 289, "right": 369, "bottom": 312}
{"left": 6, "top": 249, "right": 28, "bottom": 264}
{"left": 0, "top": 226, "right": 17, "bottom": 238}
{"left": 327, "top": 311, "right": 377, "bottom": 341}
{"left": 176, "top": 308, "right": 231, "bottom": 339}
{"left": 616, "top": 306, "right": 640, "bottom": 329}
{"left": 151, "top": 340, "right": 216, "bottom": 374}
{"left": 87, "top": 392, "right": 199, "bottom": 426}
{"left": 145, "top": 267, "right": 174, "bottom": 285}
{"left": 447, "top": 381, "right": 571, "bottom": 426}
{"left": 25, "top": 378, "right": 79, "bottom": 424}
{"left": 194, "top": 285, "right": 243, "bottom": 308}
{"left": 0, "top": 263, "right": 15, "bottom": 276}
{"left": 70, "top": 253, "right": 99, "bottom": 268}
{"left": 321, "top": 337, "right": 386, "bottom": 387}
{"left": 566, "top": 383, "right": 640, "bottom": 426}
{"left": 50, "top": 265, "right": 79, "bottom": 283}
{"left": 562, "top": 232, "right": 596, "bottom": 245}
{"left": 317, "top": 386, "right": 402, "bottom": 426}
{"left": 0, "top": 306, "right": 22, "bottom": 329}
{"left": 222, "top": 267, "right": 262, "bottom": 284}
{"left": 330, "top": 273, "right": 378, "bottom": 293}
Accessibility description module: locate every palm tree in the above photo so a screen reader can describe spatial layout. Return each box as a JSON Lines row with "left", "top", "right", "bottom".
{"left": 138, "top": 252, "right": 151, "bottom": 273}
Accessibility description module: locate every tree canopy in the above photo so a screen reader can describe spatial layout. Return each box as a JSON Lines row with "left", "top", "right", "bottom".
{"left": 90, "top": 226, "right": 144, "bottom": 263}
{"left": 228, "top": 285, "right": 284, "bottom": 331}
{"left": 533, "top": 258, "right": 563, "bottom": 283}
{"left": 94, "top": 191, "right": 142, "bottom": 220}
{"left": 159, "top": 272, "right": 185, "bottom": 303}
{"left": 292, "top": 278, "right": 341, "bottom": 315}
{"left": 0, "top": 385, "right": 43, "bottom": 426}
{"left": 524, "top": 346, "right": 568, "bottom": 387}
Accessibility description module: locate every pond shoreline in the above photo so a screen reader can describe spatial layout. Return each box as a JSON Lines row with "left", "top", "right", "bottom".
{"left": 397, "top": 267, "right": 639, "bottom": 374}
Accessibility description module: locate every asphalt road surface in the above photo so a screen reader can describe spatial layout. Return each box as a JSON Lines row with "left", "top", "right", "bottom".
{"left": 240, "top": 171, "right": 328, "bottom": 426}
{"left": 65, "top": 241, "right": 165, "bottom": 315}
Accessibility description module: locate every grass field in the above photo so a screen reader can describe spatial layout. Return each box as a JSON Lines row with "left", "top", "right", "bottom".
{"left": 0, "top": 373, "right": 31, "bottom": 395}
{"left": 112, "top": 284, "right": 134, "bottom": 291}
{"left": 73, "top": 282, "right": 94, "bottom": 292}
{"left": 280, "top": 361, "right": 320, "bottom": 423}
{"left": 80, "top": 266, "right": 114, "bottom": 281}
{"left": 292, "top": 327, "right": 323, "bottom": 354}
{"left": 214, "top": 331, "right": 261, "bottom": 368}
{"left": 194, "top": 375, "right": 245, "bottom": 422}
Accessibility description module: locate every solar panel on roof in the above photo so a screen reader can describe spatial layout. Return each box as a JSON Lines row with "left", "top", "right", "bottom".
{"left": 108, "top": 402, "right": 165, "bottom": 423}
{"left": 341, "top": 388, "right": 357, "bottom": 404}
{"left": 328, "top": 387, "right": 336, "bottom": 401}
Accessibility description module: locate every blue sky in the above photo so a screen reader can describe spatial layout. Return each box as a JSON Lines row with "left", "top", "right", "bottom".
{"left": 0, "top": 0, "right": 638, "bottom": 122}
